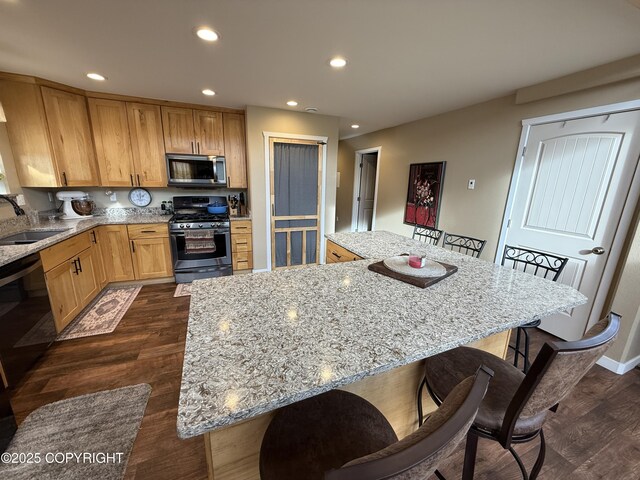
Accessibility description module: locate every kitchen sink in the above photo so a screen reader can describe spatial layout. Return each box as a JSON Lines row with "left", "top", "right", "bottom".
{"left": 0, "top": 230, "right": 68, "bottom": 246}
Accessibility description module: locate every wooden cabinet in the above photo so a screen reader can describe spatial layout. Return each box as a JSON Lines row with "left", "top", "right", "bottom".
{"left": 90, "top": 228, "right": 108, "bottom": 288}
{"left": 161, "top": 106, "right": 225, "bottom": 156}
{"left": 0, "top": 80, "right": 58, "bottom": 187}
{"left": 99, "top": 225, "right": 135, "bottom": 282}
{"left": 231, "top": 220, "right": 253, "bottom": 272}
{"left": 127, "top": 103, "right": 167, "bottom": 187}
{"left": 223, "top": 113, "right": 247, "bottom": 188}
{"left": 89, "top": 99, "right": 167, "bottom": 187}
{"left": 128, "top": 224, "right": 173, "bottom": 279}
{"left": 41, "top": 86, "right": 99, "bottom": 186}
{"left": 325, "top": 240, "right": 363, "bottom": 263}
{"left": 41, "top": 232, "right": 102, "bottom": 332}
{"left": 88, "top": 98, "right": 135, "bottom": 187}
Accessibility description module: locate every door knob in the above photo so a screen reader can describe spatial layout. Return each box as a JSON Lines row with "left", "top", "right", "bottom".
{"left": 591, "top": 247, "right": 605, "bottom": 255}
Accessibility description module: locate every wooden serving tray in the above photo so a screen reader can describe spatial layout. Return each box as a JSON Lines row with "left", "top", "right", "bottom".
{"left": 368, "top": 260, "right": 458, "bottom": 288}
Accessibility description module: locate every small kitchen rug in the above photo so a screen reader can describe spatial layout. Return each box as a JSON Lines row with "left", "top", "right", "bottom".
{"left": 0, "top": 383, "right": 151, "bottom": 480}
{"left": 56, "top": 286, "right": 142, "bottom": 341}
{"left": 173, "top": 283, "right": 192, "bottom": 297}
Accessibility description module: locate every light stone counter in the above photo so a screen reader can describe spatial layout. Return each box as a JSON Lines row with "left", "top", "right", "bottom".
{"left": 0, "top": 214, "right": 170, "bottom": 268}
{"left": 178, "top": 231, "right": 586, "bottom": 439}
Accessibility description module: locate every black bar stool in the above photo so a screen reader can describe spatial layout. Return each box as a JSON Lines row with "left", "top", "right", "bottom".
{"left": 412, "top": 225, "right": 443, "bottom": 245}
{"left": 442, "top": 233, "right": 486, "bottom": 258}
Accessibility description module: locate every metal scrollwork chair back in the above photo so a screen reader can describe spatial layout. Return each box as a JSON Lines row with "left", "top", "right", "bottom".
{"left": 413, "top": 225, "right": 443, "bottom": 246}
{"left": 501, "top": 245, "right": 568, "bottom": 281}
{"left": 442, "top": 233, "right": 486, "bottom": 258}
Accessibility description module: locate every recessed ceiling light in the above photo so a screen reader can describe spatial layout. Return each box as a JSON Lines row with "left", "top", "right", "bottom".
{"left": 286, "top": 100, "right": 298, "bottom": 107}
{"left": 329, "top": 57, "right": 347, "bottom": 68}
{"left": 202, "top": 89, "right": 216, "bottom": 96}
{"left": 196, "top": 27, "right": 219, "bottom": 42}
{"left": 351, "top": 124, "right": 360, "bottom": 129}
{"left": 86, "top": 73, "right": 106, "bottom": 81}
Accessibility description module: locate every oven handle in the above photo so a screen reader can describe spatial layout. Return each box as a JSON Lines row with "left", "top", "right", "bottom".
{"left": 0, "top": 259, "right": 42, "bottom": 288}
{"left": 171, "top": 230, "right": 229, "bottom": 236}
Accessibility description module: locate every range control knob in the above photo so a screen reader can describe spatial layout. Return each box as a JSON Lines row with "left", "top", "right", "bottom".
{"left": 179, "top": 224, "right": 184, "bottom": 229}
{"left": 199, "top": 224, "right": 203, "bottom": 228}
{"left": 186, "top": 224, "right": 191, "bottom": 228}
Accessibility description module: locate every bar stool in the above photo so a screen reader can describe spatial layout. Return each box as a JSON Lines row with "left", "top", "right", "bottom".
{"left": 501, "top": 245, "right": 568, "bottom": 372}
{"left": 260, "top": 367, "right": 493, "bottom": 480}
{"left": 417, "top": 313, "right": 619, "bottom": 480}
{"left": 442, "top": 233, "right": 486, "bottom": 258}
{"left": 412, "top": 225, "right": 443, "bottom": 245}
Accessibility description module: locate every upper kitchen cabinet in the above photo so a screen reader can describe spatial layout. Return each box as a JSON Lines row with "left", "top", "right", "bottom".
{"left": 0, "top": 80, "right": 59, "bottom": 187}
{"left": 127, "top": 103, "right": 167, "bottom": 187}
{"left": 88, "top": 98, "right": 167, "bottom": 187}
{"left": 41, "top": 86, "right": 100, "bottom": 186}
{"left": 161, "top": 106, "right": 224, "bottom": 156}
{"left": 88, "top": 98, "right": 135, "bottom": 187}
{"left": 223, "top": 113, "right": 247, "bottom": 188}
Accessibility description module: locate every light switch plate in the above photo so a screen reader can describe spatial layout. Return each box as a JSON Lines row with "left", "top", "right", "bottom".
{"left": 110, "top": 192, "right": 117, "bottom": 202}
{"left": 467, "top": 179, "right": 476, "bottom": 190}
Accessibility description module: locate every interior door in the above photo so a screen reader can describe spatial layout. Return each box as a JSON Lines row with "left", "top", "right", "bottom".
{"left": 356, "top": 153, "right": 378, "bottom": 232}
{"left": 270, "top": 139, "right": 322, "bottom": 269}
{"left": 505, "top": 111, "right": 640, "bottom": 340}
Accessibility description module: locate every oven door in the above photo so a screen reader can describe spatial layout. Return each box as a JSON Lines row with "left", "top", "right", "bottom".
{"left": 170, "top": 229, "right": 232, "bottom": 270}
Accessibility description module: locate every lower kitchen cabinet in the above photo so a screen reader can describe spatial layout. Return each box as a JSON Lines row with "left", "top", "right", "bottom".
{"left": 130, "top": 236, "right": 173, "bottom": 280}
{"left": 325, "top": 240, "right": 363, "bottom": 263}
{"left": 99, "top": 225, "right": 135, "bottom": 282}
{"left": 231, "top": 220, "right": 253, "bottom": 273}
{"left": 74, "top": 246, "right": 101, "bottom": 307}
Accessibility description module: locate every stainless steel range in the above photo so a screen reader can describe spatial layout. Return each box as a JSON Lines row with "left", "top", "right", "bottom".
{"left": 170, "top": 196, "right": 232, "bottom": 283}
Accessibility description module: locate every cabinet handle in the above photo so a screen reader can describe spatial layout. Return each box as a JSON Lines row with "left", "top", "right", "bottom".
{"left": 131, "top": 240, "right": 135, "bottom": 253}
{"left": 227, "top": 176, "right": 231, "bottom": 186}
{"left": 62, "top": 172, "right": 68, "bottom": 186}
{"left": 141, "top": 230, "right": 157, "bottom": 233}
{"left": 130, "top": 174, "right": 134, "bottom": 186}
{"left": 90, "top": 231, "right": 97, "bottom": 244}
{"left": 234, "top": 226, "right": 248, "bottom": 230}
{"left": 331, "top": 252, "right": 342, "bottom": 259}
{"left": 197, "top": 142, "right": 200, "bottom": 154}
{"left": 191, "top": 141, "right": 194, "bottom": 153}
{"left": 137, "top": 174, "right": 141, "bottom": 186}
{"left": 72, "top": 259, "right": 80, "bottom": 275}
{"left": 77, "top": 256, "right": 83, "bottom": 273}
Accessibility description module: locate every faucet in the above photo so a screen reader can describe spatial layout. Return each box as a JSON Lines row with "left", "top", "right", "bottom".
{"left": 0, "top": 194, "right": 26, "bottom": 216}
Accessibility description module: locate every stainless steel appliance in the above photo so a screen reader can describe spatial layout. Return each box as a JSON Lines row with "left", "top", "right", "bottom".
{"left": 0, "top": 254, "right": 56, "bottom": 388}
{"left": 170, "top": 196, "right": 232, "bottom": 283}
{"left": 0, "top": 381, "right": 16, "bottom": 452}
{"left": 166, "top": 154, "right": 227, "bottom": 187}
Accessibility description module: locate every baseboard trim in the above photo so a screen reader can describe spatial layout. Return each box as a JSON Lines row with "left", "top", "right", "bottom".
{"left": 597, "top": 353, "right": 640, "bottom": 375}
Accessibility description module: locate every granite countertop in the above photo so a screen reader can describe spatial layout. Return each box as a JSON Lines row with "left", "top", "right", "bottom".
{"left": 177, "top": 231, "right": 587, "bottom": 438}
{"left": 0, "top": 214, "right": 170, "bottom": 268}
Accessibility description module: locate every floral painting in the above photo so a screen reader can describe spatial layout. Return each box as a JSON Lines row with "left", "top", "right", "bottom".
{"left": 404, "top": 162, "right": 446, "bottom": 228}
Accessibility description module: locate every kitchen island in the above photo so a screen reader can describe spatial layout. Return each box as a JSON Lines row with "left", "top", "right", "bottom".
{"left": 178, "top": 231, "right": 586, "bottom": 479}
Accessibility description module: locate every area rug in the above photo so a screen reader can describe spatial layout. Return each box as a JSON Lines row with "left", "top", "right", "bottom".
{"left": 56, "top": 286, "right": 142, "bottom": 341}
{"left": 0, "top": 383, "right": 151, "bottom": 480}
{"left": 173, "top": 283, "right": 192, "bottom": 297}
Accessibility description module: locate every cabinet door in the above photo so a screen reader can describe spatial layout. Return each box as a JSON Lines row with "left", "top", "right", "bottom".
{"left": 131, "top": 237, "right": 173, "bottom": 280}
{"left": 194, "top": 109, "right": 224, "bottom": 155}
{"left": 45, "top": 259, "right": 81, "bottom": 333}
{"left": 74, "top": 247, "right": 101, "bottom": 307}
{"left": 41, "top": 86, "right": 100, "bottom": 186}
{"left": 88, "top": 98, "right": 135, "bottom": 187}
{"left": 223, "top": 113, "right": 247, "bottom": 188}
{"left": 99, "top": 225, "right": 135, "bottom": 282}
{"left": 91, "top": 229, "right": 108, "bottom": 288}
{"left": 127, "top": 103, "right": 167, "bottom": 187}
{"left": 161, "top": 106, "right": 195, "bottom": 154}
{"left": 0, "top": 80, "right": 59, "bottom": 187}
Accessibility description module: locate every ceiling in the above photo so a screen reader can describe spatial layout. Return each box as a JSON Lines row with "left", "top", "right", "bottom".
{"left": 1, "top": 0, "right": 640, "bottom": 138}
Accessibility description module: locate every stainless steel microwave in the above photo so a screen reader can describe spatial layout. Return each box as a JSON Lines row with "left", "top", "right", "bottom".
{"left": 166, "top": 154, "right": 227, "bottom": 187}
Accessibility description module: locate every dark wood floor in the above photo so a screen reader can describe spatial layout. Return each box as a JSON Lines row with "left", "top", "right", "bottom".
{"left": 8, "top": 284, "right": 640, "bottom": 479}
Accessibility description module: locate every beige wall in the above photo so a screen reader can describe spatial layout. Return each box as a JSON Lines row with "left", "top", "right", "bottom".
{"left": 338, "top": 77, "right": 640, "bottom": 366}
{"left": 245, "top": 106, "right": 340, "bottom": 271}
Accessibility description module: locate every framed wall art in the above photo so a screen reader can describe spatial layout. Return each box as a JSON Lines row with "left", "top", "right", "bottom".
{"left": 403, "top": 162, "right": 446, "bottom": 228}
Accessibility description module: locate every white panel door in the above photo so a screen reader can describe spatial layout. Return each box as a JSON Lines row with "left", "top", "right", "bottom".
{"left": 356, "top": 153, "right": 378, "bottom": 232}
{"left": 506, "top": 111, "right": 640, "bottom": 340}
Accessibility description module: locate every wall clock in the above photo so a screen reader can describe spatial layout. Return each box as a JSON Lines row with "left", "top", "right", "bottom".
{"left": 128, "top": 187, "right": 152, "bottom": 207}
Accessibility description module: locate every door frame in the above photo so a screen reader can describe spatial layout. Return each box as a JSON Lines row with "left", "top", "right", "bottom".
{"left": 263, "top": 132, "right": 328, "bottom": 271}
{"left": 351, "top": 146, "right": 382, "bottom": 232}
{"left": 496, "top": 99, "right": 640, "bottom": 332}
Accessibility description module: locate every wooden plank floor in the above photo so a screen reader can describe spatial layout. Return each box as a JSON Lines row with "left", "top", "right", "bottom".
{"left": 8, "top": 284, "right": 640, "bottom": 479}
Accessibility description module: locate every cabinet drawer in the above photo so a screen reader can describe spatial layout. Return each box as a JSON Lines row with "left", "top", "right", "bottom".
{"left": 326, "top": 240, "right": 362, "bottom": 263}
{"left": 127, "top": 223, "right": 168, "bottom": 239}
{"left": 232, "top": 251, "right": 253, "bottom": 271}
{"left": 230, "top": 220, "right": 252, "bottom": 234}
{"left": 231, "top": 233, "right": 252, "bottom": 253}
{"left": 40, "top": 232, "right": 92, "bottom": 272}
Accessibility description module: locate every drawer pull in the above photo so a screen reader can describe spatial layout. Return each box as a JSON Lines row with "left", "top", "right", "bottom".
{"left": 141, "top": 230, "right": 157, "bottom": 233}
{"left": 331, "top": 252, "right": 341, "bottom": 259}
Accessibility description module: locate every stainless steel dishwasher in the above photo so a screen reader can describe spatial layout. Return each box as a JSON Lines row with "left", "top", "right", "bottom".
{"left": 0, "top": 254, "right": 57, "bottom": 388}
